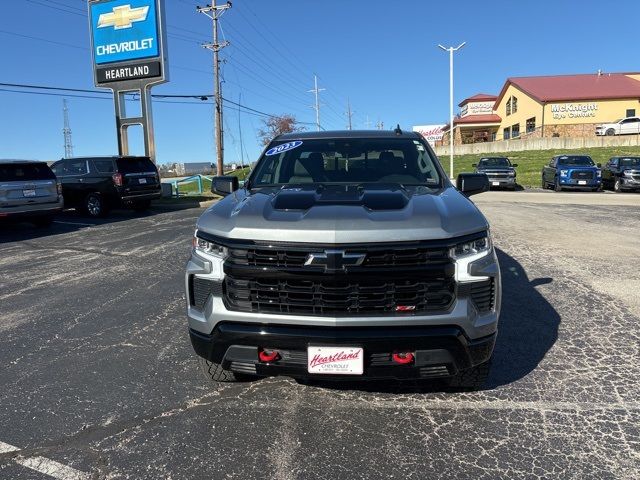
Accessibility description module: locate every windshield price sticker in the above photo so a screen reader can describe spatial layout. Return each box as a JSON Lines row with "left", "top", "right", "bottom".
{"left": 266, "top": 141, "right": 303, "bottom": 156}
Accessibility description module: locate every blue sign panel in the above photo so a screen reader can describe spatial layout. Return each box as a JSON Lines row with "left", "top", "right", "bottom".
{"left": 90, "top": 0, "right": 159, "bottom": 65}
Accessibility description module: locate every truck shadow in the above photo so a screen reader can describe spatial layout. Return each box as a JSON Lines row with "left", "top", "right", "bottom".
{"left": 298, "top": 248, "right": 559, "bottom": 394}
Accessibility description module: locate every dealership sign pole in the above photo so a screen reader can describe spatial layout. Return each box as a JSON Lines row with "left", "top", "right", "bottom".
{"left": 438, "top": 42, "right": 465, "bottom": 180}
{"left": 88, "top": 0, "right": 169, "bottom": 164}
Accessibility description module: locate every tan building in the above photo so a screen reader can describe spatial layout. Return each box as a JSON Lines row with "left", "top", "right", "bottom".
{"left": 442, "top": 72, "right": 640, "bottom": 145}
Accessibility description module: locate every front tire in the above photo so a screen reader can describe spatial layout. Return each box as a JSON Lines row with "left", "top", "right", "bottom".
{"left": 198, "top": 357, "right": 240, "bottom": 383}
{"left": 447, "top": 358, "right": 492, "bottom": 391}
{"left": 614, "top": 179, "right": 623, "bottom": 192}
{"left": 554, "top": 178, "right": 563, "bottom": 192}
{"left": 606, "top": 128, "right": 616, "bottom": 136}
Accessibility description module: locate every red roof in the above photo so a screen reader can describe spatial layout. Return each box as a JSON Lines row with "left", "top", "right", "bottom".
{"left": 458, "top": 93, "right": 497, "bottom": 108}
{"left": 443, "top": 114, "right": 502, "bottom": 131}
{"left": 454, "top": 114, "right": 502, "bottom": 125}
{"left": 495, "top": 73, "right": 640, "bottom": 106}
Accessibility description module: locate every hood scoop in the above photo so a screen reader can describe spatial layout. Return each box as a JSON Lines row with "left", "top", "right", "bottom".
{"left": 271, "top": 185, "right": 410, "bottom": 211}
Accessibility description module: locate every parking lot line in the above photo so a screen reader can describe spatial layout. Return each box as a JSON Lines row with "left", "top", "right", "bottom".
{"left": 0, "top": 441, "right": 90, "bottom": 480}
{"left": 53, "top": 220, "right": 95, "bottom": 227}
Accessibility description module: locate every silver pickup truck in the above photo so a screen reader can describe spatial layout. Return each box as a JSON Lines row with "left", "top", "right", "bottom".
{"left": 185, "top": 130, "right": 500, "bottom": 390}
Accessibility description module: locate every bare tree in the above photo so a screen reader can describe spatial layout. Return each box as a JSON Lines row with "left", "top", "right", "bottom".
{"left": 258, "top": 114, "right": 305, "bottom": 146}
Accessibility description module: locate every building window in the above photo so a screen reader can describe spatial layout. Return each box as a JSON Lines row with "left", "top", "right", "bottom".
{"left": 512, "top": 123, "right": 520, "bottom": 138}
{"left": 626, "top": 109, "right": 636, "bottom": 118}
{"left": 512, "top": 96, "right": 518, "bottom": 114}
{"left": 503, "top": 127, "right": 510, "bottom": 140}
{"left": 506, "top": 98, "right": 511, "bottom": 116}
{"left": 526, "top": 117, "right": 536, "bottom": 134}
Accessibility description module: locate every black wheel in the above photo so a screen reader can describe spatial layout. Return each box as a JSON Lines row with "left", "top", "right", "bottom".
{"left": 132, "top": 199, "right": 151, "bottom": 212}
{"left": 32, "top": 215, "right": 53, "bottom": 228}
{"left": 541, "top": 176, "right": 547, "bottom": 189}
{"left": 198, "top": 357, "right": 244, "bottom": 383}
{"left": 554, "top": 178, "right": 563, "bottom": 192}
{"left": 447, "top": 358, "right": 492, "bottom": 391}
{"left": 83, "top": 193, "right": 108, "bottom": 218}
{"left": 614, "top": 179, "right": 623, "bottom": 192}
{"left": 605, "top": 128, "right": 616, "bottom": 136}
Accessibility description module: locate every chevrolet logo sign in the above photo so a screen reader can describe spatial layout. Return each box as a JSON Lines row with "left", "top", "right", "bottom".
{"left": 97, "top": 4, "right": 149, "bottom": 30}
{"left": 304, "top": 250, "right": 366, "bottom": 272}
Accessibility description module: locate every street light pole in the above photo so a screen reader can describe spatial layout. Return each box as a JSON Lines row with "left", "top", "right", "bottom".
{"left": 438, "top": 42, "right": 465, "bottom": 180}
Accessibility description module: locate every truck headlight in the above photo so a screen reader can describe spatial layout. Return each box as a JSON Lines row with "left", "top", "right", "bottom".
{"left": 451, "top": 236, "right": 491, "bottom": 259}
{"left": 597, "top": 170, "right": 602, "bottom": 178}
{"left": 451, "top": 233, "right": 494, "bottom": 283}
{"left": 193, "top": 235, "right": 228, "bottom": 259}
{"left": 560, "top": 170, "right": 569, "bottom": 177}
{"left": 623, "top": 170, "right": 634, "bottom": 177}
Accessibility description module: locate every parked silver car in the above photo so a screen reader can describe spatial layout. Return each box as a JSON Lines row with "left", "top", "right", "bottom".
{"left": 0, "top": 160, "right": 63, "bottom": 227}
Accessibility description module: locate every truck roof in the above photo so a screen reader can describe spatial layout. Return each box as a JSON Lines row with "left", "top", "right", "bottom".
{"left": 276, "top": 129, "right": 422, "bottom": 141}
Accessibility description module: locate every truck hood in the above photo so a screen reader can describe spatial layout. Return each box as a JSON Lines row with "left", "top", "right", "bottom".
{"left": 196, "top": 185, "right": 488, "bottom": 243}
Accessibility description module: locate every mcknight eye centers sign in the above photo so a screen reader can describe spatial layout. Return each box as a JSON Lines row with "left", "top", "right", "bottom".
{"left": 89, "top": 0, "right": 168, "bottom": 85}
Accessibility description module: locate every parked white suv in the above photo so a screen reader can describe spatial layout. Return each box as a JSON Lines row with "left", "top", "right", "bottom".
{"left": 595, "top": 117, "right": 640, "bottom": 136}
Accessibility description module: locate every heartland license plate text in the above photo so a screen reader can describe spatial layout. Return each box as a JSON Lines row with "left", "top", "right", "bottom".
{"left": 307, "top": 346, "right": 364, "bottom": 375}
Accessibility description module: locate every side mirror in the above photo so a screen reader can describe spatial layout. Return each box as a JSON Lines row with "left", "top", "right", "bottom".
{"left": 597, "top": 163, "right": 602, "bottom": 168}
{"left": 471, "top": 163, "right": 477, "bottom": 167}
{"left": 211, "top": 176, "right": 239, "bottom": 196}
{"left": 456, "top": 173, "right": 489, "bottom": 197}
{"left": 512, "top": 163, "right": 518, "bottom": 168}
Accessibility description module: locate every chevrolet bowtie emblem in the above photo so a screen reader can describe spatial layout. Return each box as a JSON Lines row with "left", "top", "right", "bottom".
{"left": 97, "top": 4, "right": 149, "bottom": 30}
{"left": 304, "top": 250, "right": 366, "bottom": 272}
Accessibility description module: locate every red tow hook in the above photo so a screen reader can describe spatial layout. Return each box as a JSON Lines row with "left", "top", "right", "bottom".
{"left": 392, "top": 352, "right": 415, "bottom": 365}
{"left": 258, "top": 348, "right": 281, "bottom": 363}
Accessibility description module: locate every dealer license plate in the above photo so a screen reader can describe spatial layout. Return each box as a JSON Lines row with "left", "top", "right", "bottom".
{"left": 578, "top": 180, "right": 587, "bottom": 185}
{"left": 307, "top": 346, "right": 363, "bottom": 375}
{"left": 138, "top": 178, "right": 147, "bottom": 184}
{"left": 492, "top": 181, "right": 500, "bottom": 186}
{"left": 22, "top": 189, "right": 36, "bottom": 197}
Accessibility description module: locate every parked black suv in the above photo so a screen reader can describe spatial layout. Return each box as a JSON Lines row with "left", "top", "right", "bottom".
{"left": 601, "top": 156, "right": 640, "bottom": 192}
{"left": 51, "top": 156, "right": 161, "bottom": 217}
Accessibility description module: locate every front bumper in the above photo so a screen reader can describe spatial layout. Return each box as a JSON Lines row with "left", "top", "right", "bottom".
{"left": 486, "top": 177, "right": 516, "bottom": 188}
{"left": 558, "top": 178, "right": 601, "bottom": 189}
{"left": 190, "top": 323, "right": 496, "bottom": 380}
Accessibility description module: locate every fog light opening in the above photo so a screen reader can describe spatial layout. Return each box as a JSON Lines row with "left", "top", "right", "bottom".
{"left": 258, "top": 348, "right": 280, "bottom": 363}
{"left": 392, "top": 351, "right": 415, "bottom": 365}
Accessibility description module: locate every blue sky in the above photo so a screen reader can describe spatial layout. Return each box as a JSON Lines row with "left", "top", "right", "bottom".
{"left": 1, "top": 0, "right": 639, "bottom": 165}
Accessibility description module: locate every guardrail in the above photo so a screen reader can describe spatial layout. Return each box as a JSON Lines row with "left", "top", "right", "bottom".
{"left": 162, "top": 173, "right": 246, "bottom": 197}
{"left": 165, "top": 174, "right": 212, "bottom": 197}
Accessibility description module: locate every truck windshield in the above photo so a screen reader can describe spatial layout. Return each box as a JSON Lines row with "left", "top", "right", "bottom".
{"left": 559, "top": 156, "right": 594, "bottom": 166}
{"left": 479, "top": 158, "right": 510, "bottom": 167}
{"left": 619, "top": 157, "right": 640, "bottom": 167}
{"left": 251, "top": 138, "right": 442, "bottom": 187}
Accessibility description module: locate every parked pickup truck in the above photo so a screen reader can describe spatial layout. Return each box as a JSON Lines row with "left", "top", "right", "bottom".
{"left": 185, "top": 130, "right": 500, "bottom": 390}
{"left": 473, "top": 157, "right": 518, "bottom": 190}
{"left": 541, "top": 154, "right": 602, "bottom": 191}
{"left": 601, "top": 156, "right": 640, "bottom": 192}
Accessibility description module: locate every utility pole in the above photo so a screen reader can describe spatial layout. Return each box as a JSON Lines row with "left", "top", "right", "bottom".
{"left": 346, "top": 98, "right": 353, "bottom": 130}
{"left": 308, "top": 75, "right": 325, "bottom": 131}
{"left": 197, "top": 1, "right": 231, "bottom": 175}
{"left": 438, "top": 42, "right": 465, "bottom": 180}
{"left": 376, "top": 120, "right": 384, "bottom": 130}
{"left": 62, "top": 98, "right": 73, "bottom": 159}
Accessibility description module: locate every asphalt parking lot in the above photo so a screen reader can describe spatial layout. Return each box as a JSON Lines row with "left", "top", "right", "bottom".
{"left": 1, "top": 192, "right": 639, "bottom": 480}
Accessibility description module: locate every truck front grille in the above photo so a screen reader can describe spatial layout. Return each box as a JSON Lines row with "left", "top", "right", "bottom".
{"left": 224, "top": 277, "right": 455, "bottom": 316}
{"left": 228, "top": 246, "right": 450, "bottom": 268}
{"left": 570, "top": 170, "right": 594, "bottom": 179}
